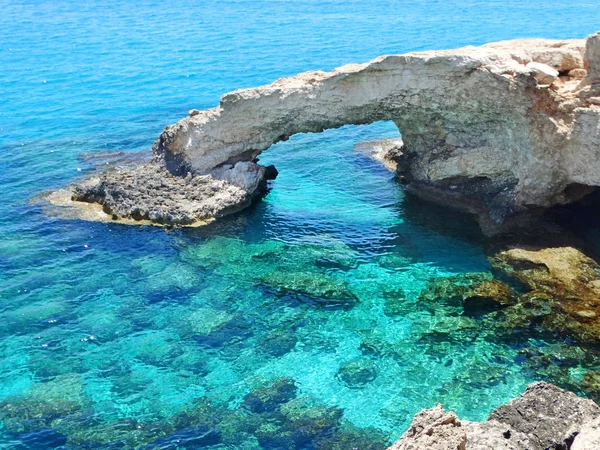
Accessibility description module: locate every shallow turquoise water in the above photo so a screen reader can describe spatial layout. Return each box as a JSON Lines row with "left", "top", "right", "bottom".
{"left": 2, "top": 1, "right": 600, "bottom": 448}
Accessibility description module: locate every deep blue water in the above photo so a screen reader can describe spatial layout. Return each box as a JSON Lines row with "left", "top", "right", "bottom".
{"left": 1, "top": 1, "right": 600, "bottom": 448}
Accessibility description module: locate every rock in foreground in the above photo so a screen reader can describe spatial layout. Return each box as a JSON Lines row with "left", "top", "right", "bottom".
{"left": 50, "top": 33, "right": 600, "bottom": 232}
{"left": 389, "top": 381, "right": 600, "bottom": 450}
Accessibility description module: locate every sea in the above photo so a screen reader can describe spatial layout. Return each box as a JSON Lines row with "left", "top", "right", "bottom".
{"left": 1, "top": 0, "right": 600, "bottom": 448}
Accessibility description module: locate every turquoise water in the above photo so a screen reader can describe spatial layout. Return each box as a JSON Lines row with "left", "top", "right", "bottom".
{"left": 2, "top": 1, "right": 600, "bottom": 448}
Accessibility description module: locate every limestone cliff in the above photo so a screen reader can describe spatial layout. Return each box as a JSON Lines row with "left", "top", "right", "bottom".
{"left": 55, "top": 32, "right": 600, "bottom": 233}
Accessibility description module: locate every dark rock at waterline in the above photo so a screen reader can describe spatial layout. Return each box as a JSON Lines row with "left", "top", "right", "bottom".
{"left": 67, "top": 159, "right": 276, "bottom": 225}
{"left": 336, "top": 357, "right": 378, "bottom": 388}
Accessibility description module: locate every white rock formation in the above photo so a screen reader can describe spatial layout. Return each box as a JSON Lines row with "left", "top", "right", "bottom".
{"left": 525, "top": 61, "right": 559, "bottom": 85}
{"left": 58, "top": 33, "right": 600, "bottom": 232}
{"left": 353, "top": 138, "right": 404, "bottom": 171}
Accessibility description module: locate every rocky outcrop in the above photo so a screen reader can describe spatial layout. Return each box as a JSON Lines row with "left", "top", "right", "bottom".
{"left": 52, "top": 33, "right": 600, "bottom": 232}
{"left": 417, "top": 245, "right": 600, "bottom": 343}
{"left": 69, "top": 160, "right": 276, "bottom": 225}
{"left": 490, "top": 246, "right": 600, "bottom": 343}
{"left": 389, "top": 382, "right": 600, "bottom": 450}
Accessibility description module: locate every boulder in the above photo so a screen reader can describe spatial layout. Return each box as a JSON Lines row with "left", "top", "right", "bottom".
{"left": 526, "top": 61, "right": 559, "bottom": 85}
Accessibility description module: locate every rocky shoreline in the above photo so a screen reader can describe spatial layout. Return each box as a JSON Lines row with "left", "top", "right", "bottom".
{"left": 38, "top": 31, "right": 600, "bottom": 449}
{"left": 46, "top": 32, "right": 600, "bottom": 235}
{"left": 390, "top": 381, "right": 600, "bottom": 450}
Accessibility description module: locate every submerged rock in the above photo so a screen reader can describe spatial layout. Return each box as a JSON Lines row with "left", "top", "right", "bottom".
{"left": 49, "top": 33, "right": 600, "bottom": 235}
{"left": 418, "top": 272, "right": 516, "bottom": 316}
{"left": 0, "top": 374, "right": 86, "bottom": 434}
{"left": 259, "top": 327, "right": 298, "bottom": 357}
{"left": 251, "top": 397, "right": 347, "bottom": 449}
{"left": 582, "top": 371, "right": 600, "bottom": 400}
{"left": 382, "top": 288, "right": 408, "bottom": 316}
{"left": 417, "top": 246, "right": 600, "bottom": 344}
{"left": 313, "top": 427, "right": 390, "bottom": 450}
{"left": 260, "top": 270, "right": 358, "bottom": 308}
{"left": 490, "top": 246, "right": 600, "bottom": 342}
{"left": 278, "top": 398, "right": 344, "bottom": 444}
{"left": 336, "top": 357, "right": 378, "bottom": 388}
{"left": 241, "top": 377, "right": 298, "bottom": 414}
{"left": 236, "top": 378, "right": 377, "bottom": 449}
{"left": 390, "top": 382, "right": 600, "bottom": 450}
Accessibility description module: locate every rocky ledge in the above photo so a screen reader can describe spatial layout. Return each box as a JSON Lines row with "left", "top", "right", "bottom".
{"left": 49, "top": 32, "right": 600, "bottom": 233}
{"left": 390, "top": 381, "right": 600, "bottom": 450}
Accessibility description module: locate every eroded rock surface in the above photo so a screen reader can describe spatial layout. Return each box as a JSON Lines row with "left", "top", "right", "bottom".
{"left": 389, "top": 382, "right": 600, "bottom": 450}
{"left": 490, "top": 246, "right": 600, "bottom": 343}
{"left": 70, "top": 160, "right": 277, "bottom": 225}
{"left": 388, "top": 405, "right": 467, "bottom": 450}
{"left": 416, "top": 244, "right": 600, "bottom": 343}
{"left": 50, "top": 33, "right": 600, "bottom": 231}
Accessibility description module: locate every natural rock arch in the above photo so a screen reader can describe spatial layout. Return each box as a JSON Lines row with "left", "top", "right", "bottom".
{"left": 57, "top": 33, "right": 600, "bottom": 234}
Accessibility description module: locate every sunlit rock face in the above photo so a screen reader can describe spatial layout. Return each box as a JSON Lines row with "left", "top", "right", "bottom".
{"left": 389, "top": 382, "right": 600, "bottom": 450}
{"left": 59, "top": 32, "right": 600, "bottom": 233}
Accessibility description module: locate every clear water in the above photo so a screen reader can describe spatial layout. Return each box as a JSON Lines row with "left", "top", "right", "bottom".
{"left": 2, "top": 1, "right": 600, "bottom": 448}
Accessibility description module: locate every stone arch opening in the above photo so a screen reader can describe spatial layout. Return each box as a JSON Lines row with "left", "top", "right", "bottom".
{"left": 60, "top": 34, "right": 600, "bottom": 235}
